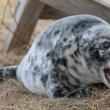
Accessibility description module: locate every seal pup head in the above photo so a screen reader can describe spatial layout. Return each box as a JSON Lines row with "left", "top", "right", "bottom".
{"left": 80, "top": 25, "right": 110, "bottom": 88}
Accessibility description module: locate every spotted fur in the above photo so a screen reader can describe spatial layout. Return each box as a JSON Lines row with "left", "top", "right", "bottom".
{"left": 0, "top": 15, "right": 110, "bottom": 99}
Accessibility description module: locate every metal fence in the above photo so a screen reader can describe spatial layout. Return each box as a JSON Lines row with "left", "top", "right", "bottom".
{"left": 0, "top": 0, "right": 20, "bottom": 34}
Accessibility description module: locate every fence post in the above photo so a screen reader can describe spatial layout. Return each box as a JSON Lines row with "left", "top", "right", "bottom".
{"left": 4, "top": 0, "right": 45, "bottom": 51}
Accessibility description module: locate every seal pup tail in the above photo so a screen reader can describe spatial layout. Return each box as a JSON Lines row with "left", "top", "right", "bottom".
{"left": 0, "top": 65, "right": 17, "bottom": 81}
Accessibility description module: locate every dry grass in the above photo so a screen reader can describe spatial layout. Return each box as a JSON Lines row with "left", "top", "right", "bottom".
{"left": 0, "top": 51, "right": 109, "bottom": 110}
{"left": 0, "top": 1, "right": 110, "bottom": 110}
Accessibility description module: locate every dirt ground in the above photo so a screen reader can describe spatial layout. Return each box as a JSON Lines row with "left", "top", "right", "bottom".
{"left": 0, "top": 52, "right": 109, "bottom": 110}
{"left": 0, "top": 0, "right": 110, "bottom": 110}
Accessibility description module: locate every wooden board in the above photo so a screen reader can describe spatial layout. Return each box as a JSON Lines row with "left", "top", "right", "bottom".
{"left": 4, "top": 0, "right": 45, "bottom": 51}
{"left": 94, "top": 0, "right": 110, "bottom": 8}
{"left": 39, "top": 0, "right": 110, "bottom": 22}
{"left": 4, "top": 0, "right": 110, "bottom": 52}
{"left": 40, "top": 6, "right": 67, "bottom": 19}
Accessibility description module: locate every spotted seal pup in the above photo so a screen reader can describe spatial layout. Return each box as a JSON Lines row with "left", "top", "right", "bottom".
{"left": 0, "top": 15, "right": 110, "bottom": 99}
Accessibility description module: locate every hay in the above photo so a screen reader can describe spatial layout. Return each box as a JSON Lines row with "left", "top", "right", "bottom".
{"left": 0, "top": 52, "right": 109, "bottom": 110}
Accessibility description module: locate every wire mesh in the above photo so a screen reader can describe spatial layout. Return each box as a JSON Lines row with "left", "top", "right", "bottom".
{"left": 0, "top": 0, "right": 20, "bottom": 51}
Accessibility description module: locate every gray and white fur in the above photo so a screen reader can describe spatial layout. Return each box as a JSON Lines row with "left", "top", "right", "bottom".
{"left": 0, "top": 15, "right": 110, "bottom": 99}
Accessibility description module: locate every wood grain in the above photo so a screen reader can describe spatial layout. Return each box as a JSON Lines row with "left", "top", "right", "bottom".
{"left": 40, "top": 6, "right": 67, "bottom": 19}
{"left": 4, "top": 0, "right": 45, "bottom": 51}
{"left": 39, "top": 0, "right": 110, "bottom": 22}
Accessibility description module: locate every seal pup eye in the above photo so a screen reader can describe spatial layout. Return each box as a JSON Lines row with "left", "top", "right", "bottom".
{"left": 89, "top": 47, "right": 100, "bottom": 60}
{"left": 101, "top": 42, "right": 110, "bottom": 49}
{"left": 91, "top": 50, "right": 100, "bottom": 60}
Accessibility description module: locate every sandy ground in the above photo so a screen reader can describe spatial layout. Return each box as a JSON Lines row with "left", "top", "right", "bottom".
{"left": 0, "top": 0, "right": 110, "bottom": 110}
{"left": 0, "top": 53, "right": 109, "bottom": 110}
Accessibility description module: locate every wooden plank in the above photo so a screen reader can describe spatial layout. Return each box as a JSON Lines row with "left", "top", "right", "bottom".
{"left": 4, "top": 0, "right": 45, "bottom": 51}
{"left": 94, "top": 0, "right": 110, "bottom": 8}
{"left": 39, "top": 0, "right": 110, "bottom": 22}
{"left": 40, "top": 5, "right": 67, "bottom": 19}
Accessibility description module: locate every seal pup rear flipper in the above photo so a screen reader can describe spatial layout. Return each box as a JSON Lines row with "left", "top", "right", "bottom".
{"left": 0, "top": 65, "right": 17, "bottom": 81}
